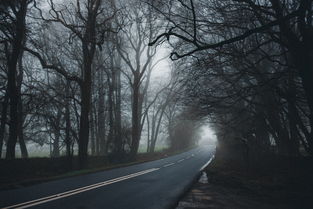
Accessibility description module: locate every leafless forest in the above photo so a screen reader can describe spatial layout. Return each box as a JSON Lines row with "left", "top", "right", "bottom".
{"left": 0, "top": 0, "right": 203, "bottom": 169}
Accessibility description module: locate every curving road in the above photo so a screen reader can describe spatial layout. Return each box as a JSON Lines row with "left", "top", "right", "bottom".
{"left": 0, "top": 146, "right": 215, "bottom": 209}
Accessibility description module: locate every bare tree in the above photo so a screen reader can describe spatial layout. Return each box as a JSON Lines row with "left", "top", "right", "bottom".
{"left": 150, "top": 0, "right": 313, "bottom": 147}
{"left": 117, "top": 0, "right": 164, "bottom": 157}
{"left": 26, "top": 0, "right": 116, "bottom": 166}
{"left": 0, "top": 0, "right": 31, "bottom": 159}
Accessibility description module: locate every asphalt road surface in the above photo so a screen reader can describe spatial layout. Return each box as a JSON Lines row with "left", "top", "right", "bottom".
{"left": 0, "top": 146, "right": 215, "bottom": 209}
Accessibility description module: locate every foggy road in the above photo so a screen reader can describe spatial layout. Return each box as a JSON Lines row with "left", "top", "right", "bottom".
{"left": 0, "top": 146, "right": 215, "bottom": 209}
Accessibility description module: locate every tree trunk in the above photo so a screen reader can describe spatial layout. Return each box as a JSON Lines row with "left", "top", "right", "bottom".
{"left": 93, "top": 107, "right": 99, "bottom": 155}
{"left": 65, "top": 81, "right": 72, "bottom": 157}
{"left": 106, "top": 75, "right": 114, "bottom": 154}
{"left": 114, "top": 56, "right": 123, "bottom": 155}
{"left": 78, "top": 3, "right": 98, "bottom": 166}
{"left": 0, "top": 92, "right": 8, "bottom": 158}
{"left": 149, "top": 114, "right": 156, "bottom": 153}
{"left": 150, "top": 105, "right": 167, "bottom": 153}
{"left": 130, "top": 78, "right": 141, "bottom": 158}
{"left": 52, "top": 110, "right": 62, "bottom": 157}
{"left": 17, "top": 49, "right": 28, "bottom": 158}
{"left": 78, "top": 78, "right": 91, "bottom": 167}
{"left": 146, "top": 112, "right": 151, "bottom": 152}
{"left": 52, "top": 130, "right": 61, "bottom": 157}
{"left": 78, "top": 57, "right": 92, "bottom": 166}
{"left": 6, "top": 58, "right": 20, "bottom": 159}
{"left": 98, "top": 76, "right": 106, "bottom": 155}
{"left": 5, "top": 1, "right": 27, "bottom": 159}
{"left": 17, "top": 97, "right": 28, "bottom": 158}
{"left": 90, "top": 106, "right": 96, "bottom": 156}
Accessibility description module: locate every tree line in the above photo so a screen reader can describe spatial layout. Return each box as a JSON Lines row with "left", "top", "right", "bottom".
{"left": 0, "top": 0, "right": 200, "bottom": 167}
{"left": 148, "top": 0, "right": 313, "bottom": 159}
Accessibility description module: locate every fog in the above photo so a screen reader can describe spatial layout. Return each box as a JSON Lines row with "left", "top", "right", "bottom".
{"left": 198, "top": 125, "right": 217, "bottom": 146}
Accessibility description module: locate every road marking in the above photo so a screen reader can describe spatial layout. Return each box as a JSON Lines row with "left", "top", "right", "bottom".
{"left": 163, "top": 163, "right": 175, "bottom": 167}
{"left": 177, "top": 159, "right": 185, "bottom": 163}
{"left": 1, "top": 168, "right": 159, "bottom": 209}
{"left": 199, "top": 155, "right": 215, "bottom": 171}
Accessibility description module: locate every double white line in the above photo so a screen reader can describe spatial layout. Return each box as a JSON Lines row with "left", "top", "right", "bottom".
{"left": 2, "top": 168, "right": 159, "bottom": 209}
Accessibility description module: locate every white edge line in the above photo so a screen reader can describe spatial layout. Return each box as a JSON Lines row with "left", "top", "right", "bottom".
{"left": 200, "top": 155, "right": 215, "bottom": 171}
{"left": 2, "top": 168, "right": 159, "bottom": 209}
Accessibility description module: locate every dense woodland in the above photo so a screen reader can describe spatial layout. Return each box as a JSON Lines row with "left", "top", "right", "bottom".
{"left": 1, "top": 0, "right": 313, "bottom": 168}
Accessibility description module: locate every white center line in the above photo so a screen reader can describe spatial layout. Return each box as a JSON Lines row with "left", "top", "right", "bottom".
{"left": 177, "top": 159, "right": 185, "bottom": 163}
{"left": 163, "top": 163, "right": 175, "bottom": 167}
{"left": 1, "top": 168, "right": 159, "bottom": 209}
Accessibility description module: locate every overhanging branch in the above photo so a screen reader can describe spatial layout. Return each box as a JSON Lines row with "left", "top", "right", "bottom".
{"left": 149, "top": 10, "right": 300, "bottom": 60}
